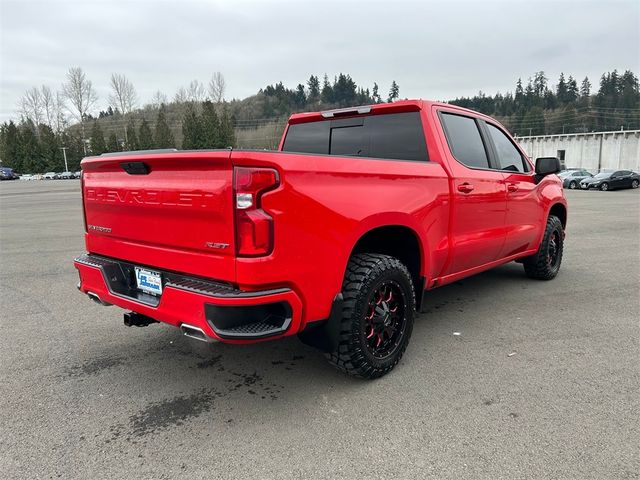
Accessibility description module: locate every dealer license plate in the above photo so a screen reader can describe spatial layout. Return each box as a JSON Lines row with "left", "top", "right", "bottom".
{"left": 135, "top": 267, "right": 163, "bottom": 295}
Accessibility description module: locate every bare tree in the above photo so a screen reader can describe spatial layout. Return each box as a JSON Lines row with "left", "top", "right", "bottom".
{"left": 41, "top": 86, "right": 55, "bottom": 127}
{"left": 108, "top": 73, "right": 138, "bottom": 115}
{"left": 62, "top": 67, "right": 98, "bottom": 154}
{"left": 150, "top": 90, "right": 168, "bottom": 109}
{"left": 18, "top": 87, "right": 44, "bottom": 125}
{"left": 208, "top": 72, "right": 226, "bottom": 103}
{"left": 54, "top": 91, "right": 68, "bottom": 133}
{"left": 174, "top": 86, "right": 188, "bottom": 104}
{"left": 186, "top": 79, "right": 205, "bottom": 103}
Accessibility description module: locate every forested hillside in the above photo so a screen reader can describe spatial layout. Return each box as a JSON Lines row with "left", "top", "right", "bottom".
{"left": 1, "top": 69, "right": 638, "bottom": 174}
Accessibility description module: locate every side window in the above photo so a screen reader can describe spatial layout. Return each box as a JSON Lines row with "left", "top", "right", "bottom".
{"left": 440, "top": 113, "right": 489, "bottom": 169}
{"left": 486, "top": 123, "right": 527, "bottom": 173}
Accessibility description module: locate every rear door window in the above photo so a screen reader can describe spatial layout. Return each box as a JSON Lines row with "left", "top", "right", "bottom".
{"left": 283, "top": 112, "right": 428, "bottom": 162}
{"left": 440, "top": 113, "right": 490, "bottom": 169}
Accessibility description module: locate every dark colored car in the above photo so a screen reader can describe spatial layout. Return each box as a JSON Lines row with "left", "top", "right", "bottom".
{"left": 559, "top": 169, "right": 592, "bottom": 189}
{"left": 580, "top": 170, "right": 640, "bottom": 191}
{"left": 0, "top": 167, "right": 19, "bottom": 180}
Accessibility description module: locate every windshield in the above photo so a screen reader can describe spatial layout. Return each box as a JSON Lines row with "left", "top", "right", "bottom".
{"left": 593, "top": 172, "right": 611, "bottom": 179}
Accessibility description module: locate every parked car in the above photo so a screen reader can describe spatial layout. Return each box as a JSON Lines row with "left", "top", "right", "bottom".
{"left": 559, "top": 169, "right": 593, "bottom": 189}
{"left": 19, "top": 174, "right": 34, "bottom": 181}
{"left": 74, "top": 171, "right": 82, "bottom": 179}
{"left": 0, "top": 167, "right": 19, "bottom": 180}
{"left": 580, "top": 170, "right": 640, "bottom": 191}
{"left": 43, "top": 172, "right": 58, "bottom": 180}
{"left": 60, "top": 171, "right": 75, "bottom": 179}
{"left": 74, "top": 100, "right": 567, "bottom": 379}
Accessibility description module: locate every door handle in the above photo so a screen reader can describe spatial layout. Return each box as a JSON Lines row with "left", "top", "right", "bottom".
{"left": 507, "top": 183, "right": 519, "bottom": 192}
{"left": 457, "top": 183, "right": 474, "bottom": 193}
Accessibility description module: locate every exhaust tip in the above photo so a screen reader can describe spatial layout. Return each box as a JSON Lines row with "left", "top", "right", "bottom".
{"left": 180, "top": 324, "right": 214, "bottom": 343}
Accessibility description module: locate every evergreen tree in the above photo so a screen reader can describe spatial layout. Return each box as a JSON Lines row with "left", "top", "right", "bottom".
{"left": 618, "top": 70, "right": 639, "bottom": 109}
{"left": 532, "top": 71, "right": 548, "bottom": 99}
{"left": 580, "top": 77, "right": 591, "bottom": 98}
{"left": 181, "top": 104, "right": 205, "bottom": 149}
{"left": 294, "top": 84, "right": 306, "bottom": 107}
{"left": 321, "top": 74, "right": 333, "bottom": 103}
{"left": 107, "top": 132, "right": 119, "bottom": 152}
{"left": 514, "top": 78, "right": 524, "bottom": 108}
{"left": 138, "top": 119, "right": 154, "bottom": 150}
{"left": 556, "top": 73, "right": 568, "bottom": 105}
{"left": 307, "top": 75, "right": 320, "bottom": 103}
{"left": 125, "top": 120, "right": 139, "bottom": 150}
{"left": 38, "top": 124, "right": 63, "bottom": 171}
{"left": 201, "top": 100, "right": 220, "bottom": 148}
{"left": 219, "top": 106, "right": 236, "bottom": 148}
{"left": 154, "top": 104, "right": 175, "bottom": 148}
{"left": 331, "top": 74, "right": 357, "bottom": 106}
{"left": 19, "top": 120, "right": 43, "bottom": 173}
{"left": 0, "top": 121, "right": 21, "bottom": 171}
{"left": 89, "top": 121, "right": 106, "bottom": 155}
{"left": 62, "top": 131, "right": 85, "bottom": 170}
{"left": 387, "top": 80, "right": 399, "bottom": 102}
{"left": 372, "top": 83, "right": 381, "bottom": 103}
{"left": 567, "top": 76, "right": 579, "bottom": 103}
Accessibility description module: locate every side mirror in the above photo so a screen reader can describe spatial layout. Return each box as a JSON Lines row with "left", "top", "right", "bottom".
{"left": 534, "top": 157, "right": 561, "bottom": 183}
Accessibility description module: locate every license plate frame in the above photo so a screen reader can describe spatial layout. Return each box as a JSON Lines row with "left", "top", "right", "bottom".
{"left": 134, "top": 267, "right": 163, "bottom": 296}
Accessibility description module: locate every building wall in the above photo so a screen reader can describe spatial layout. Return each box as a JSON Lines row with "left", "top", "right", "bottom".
{"left": 516, "top": 130, "right": 640, "bottom": 172}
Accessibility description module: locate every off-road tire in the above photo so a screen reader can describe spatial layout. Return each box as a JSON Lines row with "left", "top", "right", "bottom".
{"left": 523, "top": 215, "right": 564, "bottom": 280}
{"left": 325, "top": 253, "right": 415, "bottom": 379}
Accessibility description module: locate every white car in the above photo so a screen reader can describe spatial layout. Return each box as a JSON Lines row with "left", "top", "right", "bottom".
{"left": 43, "top": 172, "right": 58, "bottom": 180}
{"left": 19, "top": 174, "right": 34, "bottom": 181}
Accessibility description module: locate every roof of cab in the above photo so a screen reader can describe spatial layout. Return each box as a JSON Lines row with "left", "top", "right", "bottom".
{"left": 287, "top": 99, "right": 482, "bottom": 124}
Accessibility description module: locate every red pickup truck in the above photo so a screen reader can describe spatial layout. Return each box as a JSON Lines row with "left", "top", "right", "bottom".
{"left": 74, "top": 100, "right": 567, "bottom": 379}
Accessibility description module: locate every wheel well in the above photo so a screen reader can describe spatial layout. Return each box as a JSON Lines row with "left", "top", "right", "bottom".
{"left": 351, "top": 225, "right": 423, "bottom": 299}
{"left": 549, "top": 203, "right": 567, "bottom": 228}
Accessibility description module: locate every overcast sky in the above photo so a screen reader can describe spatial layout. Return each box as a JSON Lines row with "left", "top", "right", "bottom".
{"left": 0, "top": 0, "right": 638, "bottom": 122}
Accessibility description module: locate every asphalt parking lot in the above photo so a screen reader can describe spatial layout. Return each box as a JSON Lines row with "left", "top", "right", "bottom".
{"left": 1, "top": 180, "right": 638, "bottom": 479}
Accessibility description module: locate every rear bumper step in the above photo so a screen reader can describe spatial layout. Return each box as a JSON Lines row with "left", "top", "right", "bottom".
{"left": 74, "top": 253, "right": 302, "bottom": 342}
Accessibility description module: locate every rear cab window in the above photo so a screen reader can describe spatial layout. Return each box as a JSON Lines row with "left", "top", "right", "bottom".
{"left": 282, "top": 112, "right": 428, "bottom": 162}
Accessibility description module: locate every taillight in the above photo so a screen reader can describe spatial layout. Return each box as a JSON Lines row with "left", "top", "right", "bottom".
{"left": 80, "top": 170, "right": 87, "bottom": 232}
{"left": 234, "top": 167, "right": 279, "bottom": 256}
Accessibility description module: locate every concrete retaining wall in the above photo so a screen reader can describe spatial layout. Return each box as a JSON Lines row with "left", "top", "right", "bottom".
{"left": 516, "top": 130, "right": 640, "bottom": 172}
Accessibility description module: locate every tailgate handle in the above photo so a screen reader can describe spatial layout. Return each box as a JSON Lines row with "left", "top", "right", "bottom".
{"left": 121, "top": 162, "right": 150, "bottom": 175}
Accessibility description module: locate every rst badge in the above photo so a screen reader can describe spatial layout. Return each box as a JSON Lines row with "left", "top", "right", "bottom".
{"left": 88, "top": 225, "right": 112, "bottom": 233}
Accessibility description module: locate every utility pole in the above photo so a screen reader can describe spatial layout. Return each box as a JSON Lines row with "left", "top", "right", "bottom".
{"left": 60, "top": 147, "right": 69, "bottom": 172}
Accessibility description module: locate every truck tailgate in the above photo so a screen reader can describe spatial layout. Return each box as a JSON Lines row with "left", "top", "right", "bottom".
{"left": 81, "top": 151, "right": 236, "bottom": 282}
